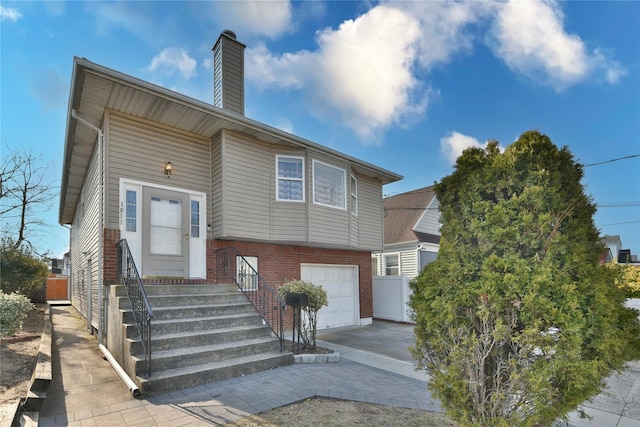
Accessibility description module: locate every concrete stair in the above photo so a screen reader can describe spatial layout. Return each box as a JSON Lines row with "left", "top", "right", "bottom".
{"left": 116, "top": 283, "right": 292, "bottom": 395}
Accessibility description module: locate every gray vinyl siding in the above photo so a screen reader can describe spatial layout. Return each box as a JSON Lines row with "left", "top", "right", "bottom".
{"left": 212, "top": 132, "right": 386, "bottom": 250}
{"left": 210, "top": 132, "right": 223, "bottom": 237}
{"left": 106, "top": 112, "right": 209, "bottom": 228}
{"left": 214, "top": 36, "right": 244, "bottom": 115}
{"left": 414, "top": 197, "right": 440, "bottom": 236}
{"left": 69, "top": 140, "right": 101, "bottom": 329}
{"left": 222, "top": 132, "right": 271, "bottom": 240}
{"left": 356, "top": 176, "right": 384, "bottom": 251}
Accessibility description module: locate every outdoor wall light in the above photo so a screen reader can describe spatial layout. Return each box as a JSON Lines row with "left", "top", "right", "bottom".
{"left": 164, "top": 161, "right": 173, "bottom": 177}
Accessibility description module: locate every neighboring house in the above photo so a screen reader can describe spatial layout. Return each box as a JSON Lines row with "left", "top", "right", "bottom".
{"left": 602, "top": 235, "right": 623, "bottom": 263}
{"left": 59, "top": 30, "right": 402, "bottom": 339}
{"left": 372, "top": 185, "right": 440, "bottom": 280}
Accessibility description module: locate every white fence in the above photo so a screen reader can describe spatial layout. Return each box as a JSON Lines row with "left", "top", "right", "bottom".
{"left": 373, "top": 275, "right": 414, "bottom": 323}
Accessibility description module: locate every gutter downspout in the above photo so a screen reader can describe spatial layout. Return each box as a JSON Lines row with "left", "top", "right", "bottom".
{"left": 99, "top": 344, "right": 140, "bottom": 396}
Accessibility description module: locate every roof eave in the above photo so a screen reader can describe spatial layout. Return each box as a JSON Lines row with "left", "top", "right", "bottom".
{"left": 58, "top": 58, "right": 402, "bottom": 224}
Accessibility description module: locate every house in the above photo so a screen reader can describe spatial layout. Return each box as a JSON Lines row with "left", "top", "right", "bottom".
{"left": 372, "top": 185, "right": 440, "bottom": 280}
{"left": 602, "top": 235, "right": 623, "bottom": 263}
{"left": 58, "top": 30, "right": 401, "bottom": 392}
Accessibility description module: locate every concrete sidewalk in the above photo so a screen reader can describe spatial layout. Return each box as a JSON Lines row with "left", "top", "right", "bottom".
{"left": 38, "top": 305, "right": 640, "bottom": 426}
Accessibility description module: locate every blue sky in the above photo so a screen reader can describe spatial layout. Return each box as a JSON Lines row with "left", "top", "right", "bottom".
{"left": 1, "top": 1, "right": 639, "bottom": 259}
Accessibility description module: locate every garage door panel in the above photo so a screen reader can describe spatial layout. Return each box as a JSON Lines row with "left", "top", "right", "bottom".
{"left": 301, "top": 264, "right": 359, "bottom": 329}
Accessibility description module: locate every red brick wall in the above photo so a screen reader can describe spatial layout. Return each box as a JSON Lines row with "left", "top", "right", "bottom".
{"left": 103, "top": 231, "right": 374, "bottom": 320}
{"left": 103, "top": 228, "right": 120, "bottom": 283}
{"left": 209, "top": 240, "right": 373, "bottom": 320}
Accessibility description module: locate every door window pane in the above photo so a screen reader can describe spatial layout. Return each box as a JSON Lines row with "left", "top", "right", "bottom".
{"left": 150, "top": 197, "right": 182, "bottom": 255}
{"left": 125, "top": 190, "right": 137, "bottom": 232}
{"left": 191, "top": 200, "right": 200, "bottom": 238}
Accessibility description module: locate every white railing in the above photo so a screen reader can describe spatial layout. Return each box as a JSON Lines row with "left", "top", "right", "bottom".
{"left": 373, "top": 275, "right": 414, "bottom": 323}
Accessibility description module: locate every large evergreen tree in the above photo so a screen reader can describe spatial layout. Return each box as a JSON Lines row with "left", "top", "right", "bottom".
{"left": 409, "top": 131, "right": 640, "bottom": 426}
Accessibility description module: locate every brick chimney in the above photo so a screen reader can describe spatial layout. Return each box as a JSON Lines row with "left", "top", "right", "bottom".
{"left": 213, "top": 30, "right": 246, "bottom": 115}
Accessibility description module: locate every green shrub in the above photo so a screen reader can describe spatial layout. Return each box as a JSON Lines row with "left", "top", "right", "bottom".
{"left": 0, "top": 238, "right": 49, "bottom": 296}
{"left": 410, "top": 131, "right": 640, "bottom": 426}
{"left": 278, "top": 280, "right": 328, "bottom": 349}
{"left": 0, "top": 291, "right": 35, "bottom": 338}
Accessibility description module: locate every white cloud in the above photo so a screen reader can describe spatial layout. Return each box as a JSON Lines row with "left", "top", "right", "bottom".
{"left": 488, "top": 0, "right": 625, "bottom": 90}
{"left": 246, "top": 42, "right": 308, "bottom": 90}
{"left": 247, "top": 5, "right": 428, "bottom": 142}
{"left": 245, "top": 0, "right": 625, "bottom": 142}
{"left": 0, "top": 5, "right": 22, "bottom": 22}
{"left": 210, "top": 1, "right": 292, "bottom": 39}
{"left": 386, "top": 1, "right": 495, "bottom": 69}
{"left": 440, "top": 132, "right": 486, "bottom": 165}
{"left": 145, "top": 48, "right": 197, "bottom": 80}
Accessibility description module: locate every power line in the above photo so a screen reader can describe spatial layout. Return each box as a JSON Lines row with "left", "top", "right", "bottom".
{"left": 598, "top": 221, "right": 640, "bottom": 226}
{"left": 583, "top": 154, "right": 640, "bottom": 167}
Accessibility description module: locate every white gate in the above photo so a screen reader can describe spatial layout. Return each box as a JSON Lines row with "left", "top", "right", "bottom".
{"left": 373, "top": 275, "right": 414, "bottom": 323}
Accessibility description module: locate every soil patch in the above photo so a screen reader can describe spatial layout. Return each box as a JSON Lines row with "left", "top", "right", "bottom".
{"left": 228, "top": 397, "right": 456, "bottom": 426}
{"left": 0, "top": 304, "right": 46, "bottom": 404}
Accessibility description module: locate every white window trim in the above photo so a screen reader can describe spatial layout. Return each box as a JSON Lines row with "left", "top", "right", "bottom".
{"left": 350, "top": 174, "right": 358, "bottom": 216}
{"left": 276, "top": 155, "right": 305, "bottom": 202}
{"left": 384, "top": 253, "right": 400, "bottom": 276}
{"left": 312, "top": 159, "right": 347, "bottom": 210}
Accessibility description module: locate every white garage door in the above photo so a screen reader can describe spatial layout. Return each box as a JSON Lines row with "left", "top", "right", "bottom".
{"left": 300, "top": 264, "right": 359, "bottom": 330}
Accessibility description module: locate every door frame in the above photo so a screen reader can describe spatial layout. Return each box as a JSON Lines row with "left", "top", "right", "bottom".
{"left": 118, "top": 178, "right": 207, "bottom": 279}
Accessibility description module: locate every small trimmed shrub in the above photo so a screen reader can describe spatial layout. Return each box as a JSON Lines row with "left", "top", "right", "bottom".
{"left": 279, "top": 280, "right": 328, "bottom": 349}
{"left": 0, "top": 291, "right": 35, "bottom": 338}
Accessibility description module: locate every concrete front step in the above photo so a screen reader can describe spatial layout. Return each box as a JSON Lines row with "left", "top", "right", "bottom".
{"left": 121, "top": 302, "right": 257, "bottom": 323}
{"left": 125, "top": 312, "right": 263, "bottom": 337}
{"left": 127, "top": 324, "right": 275, "bottom": 354}
{"left": 136, "top": 351, "right": 293, "bottom": 395}
{"left": 133, "top": 336, "right": 282, "bottom": 372}
{"left": 146, "top": 293, "right": 249, "bottom": 307}
{"left": 115, "top": 283, "right": 239, "bottom": 297}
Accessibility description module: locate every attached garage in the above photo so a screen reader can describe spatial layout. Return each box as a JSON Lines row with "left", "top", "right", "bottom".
{"left": 300, "top": 264, "right": 359, "bottom": 329}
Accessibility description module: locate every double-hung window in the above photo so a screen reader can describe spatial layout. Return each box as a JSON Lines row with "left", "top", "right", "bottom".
{"left": 313, "top": 160, "right": 346, "bottom": 210}
{"left": 276, "top": 155, "right": 305, "bottom": 202}
{"left": 385, "top": 254, "right": 399, "bottom": 276}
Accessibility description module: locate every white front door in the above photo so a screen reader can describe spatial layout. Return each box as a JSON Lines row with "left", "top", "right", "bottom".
{"left": 142, "top": 187, "right": 190, "bottom": 277}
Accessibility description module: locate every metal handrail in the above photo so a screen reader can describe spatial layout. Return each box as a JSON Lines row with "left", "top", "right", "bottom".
{"left": 116, "top": 239, "right": 154, "bottom": 377}
{"left": 214, "top": 247, "right": 286, "bottom": 351}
